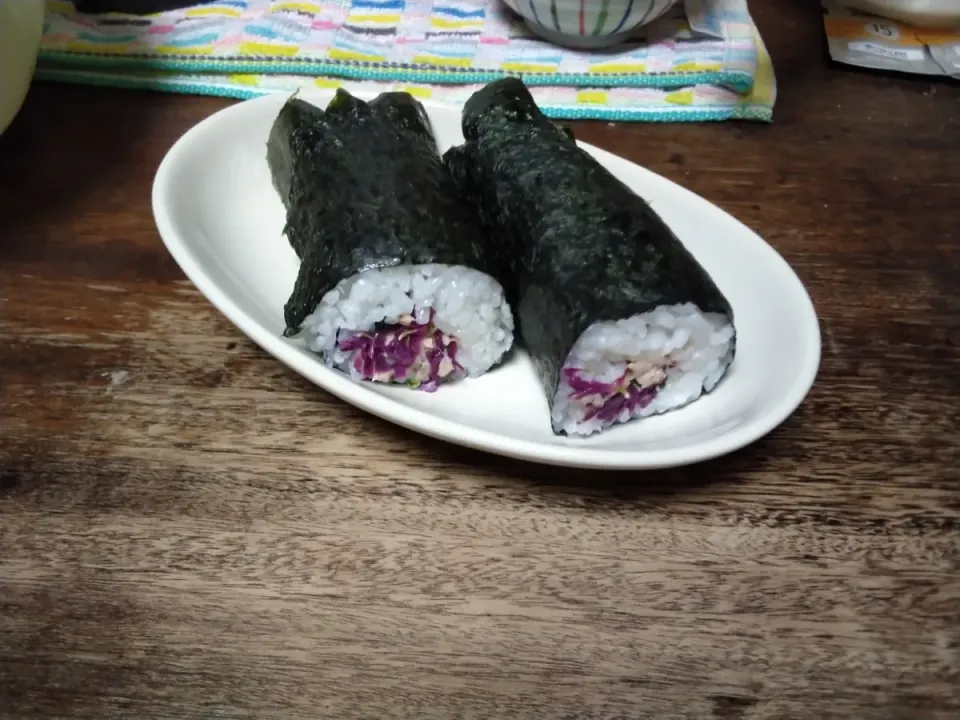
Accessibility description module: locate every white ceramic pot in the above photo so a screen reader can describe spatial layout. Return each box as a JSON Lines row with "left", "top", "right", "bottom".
{"left": 0, "top": 0, "right": 46, "bottom": 137}
{"left": 502, "top": 0, "right": 680, "bottom": 49}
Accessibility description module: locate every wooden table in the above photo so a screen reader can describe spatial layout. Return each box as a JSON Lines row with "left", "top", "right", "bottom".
{"left": 1, "top": 2, "right": 958, "bottom": 718}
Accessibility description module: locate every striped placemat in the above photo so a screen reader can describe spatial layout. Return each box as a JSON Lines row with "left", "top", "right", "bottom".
{"left": 34, "top": 0, "right": 777, "bottom": 121}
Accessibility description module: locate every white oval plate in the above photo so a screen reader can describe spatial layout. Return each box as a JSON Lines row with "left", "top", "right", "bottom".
{"left": 152, "top": 90, "right": 820, "bottom": 470}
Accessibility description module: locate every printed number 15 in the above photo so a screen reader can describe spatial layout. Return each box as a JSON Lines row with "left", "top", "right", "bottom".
{"left": 867, "top": 22, "right": 898, "bottom": 40}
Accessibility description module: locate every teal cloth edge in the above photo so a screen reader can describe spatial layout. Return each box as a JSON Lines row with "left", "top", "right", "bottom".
{"left": 32, "top": 67, "right": 773, "bottom": 123}
{"left": 35, "top": 49, "right": 756, "bottom": 93}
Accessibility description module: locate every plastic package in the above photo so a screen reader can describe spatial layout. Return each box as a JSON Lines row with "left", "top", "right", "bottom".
{"left": 833, "top": 0, "right": 960, "bottom": 29}
{"left": 822, "top": 0, "right": 960, "bottom": 77}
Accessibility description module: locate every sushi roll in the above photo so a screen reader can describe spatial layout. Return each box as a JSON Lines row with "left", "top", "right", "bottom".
{"left": 267, "top": 89, "right": 514, "bottom": 392}
{"left": 444, "top": 78, "right": 736, "bottom": 436}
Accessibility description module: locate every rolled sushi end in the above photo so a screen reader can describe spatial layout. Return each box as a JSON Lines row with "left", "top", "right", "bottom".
{"left": 551, "top": 303, "right": 735, "bottom": 436}
{"left": 300, "top": 264, "right": 514, "bottom": 391}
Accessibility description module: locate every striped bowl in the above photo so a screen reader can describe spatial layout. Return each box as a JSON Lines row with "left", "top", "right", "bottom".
{"left": 502, "top": 0, "right": 680, "bottom": 49}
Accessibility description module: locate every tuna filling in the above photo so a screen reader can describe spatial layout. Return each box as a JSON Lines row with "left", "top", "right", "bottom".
{"left": 564, "top": 359, "right": 674, "bottom": 423}
{"left": 337, "top": 309, "right": 462, "bottom": 392}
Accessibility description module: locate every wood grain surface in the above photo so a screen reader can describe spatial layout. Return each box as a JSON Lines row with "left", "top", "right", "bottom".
{"left": 1, "top": 1, "right": 958, "bottom": 718}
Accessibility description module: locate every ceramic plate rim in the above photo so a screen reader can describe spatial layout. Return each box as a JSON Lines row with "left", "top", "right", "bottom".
{"left": 151, "top": 91, "right": 821, "bottom": 470}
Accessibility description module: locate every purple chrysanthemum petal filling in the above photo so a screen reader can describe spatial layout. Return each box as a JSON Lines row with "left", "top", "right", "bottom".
{"left": 337, "top": 309, "right": 462, "bottom": 391}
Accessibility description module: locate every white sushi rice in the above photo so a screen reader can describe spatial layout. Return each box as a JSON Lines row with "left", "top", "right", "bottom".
{"left": 552, "top": 302, "right": 735, "bottom": 436}
{"left": 300, "top": 263, "right": 514, "bottom": 382}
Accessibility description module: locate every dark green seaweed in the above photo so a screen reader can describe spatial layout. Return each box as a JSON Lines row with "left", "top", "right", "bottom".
{"left": 443, "top": 78, "right": 735, "bottom": 431}
{"left": 266, "top": 89, "right": 497, "bottom": 337}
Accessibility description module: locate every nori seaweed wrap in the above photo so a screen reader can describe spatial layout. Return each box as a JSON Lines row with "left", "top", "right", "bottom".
{"left": 267, "top": 89, "right": 514, "bottom": 391}
{"left": 444, "top": 78, "right": 736, "bottom": 436}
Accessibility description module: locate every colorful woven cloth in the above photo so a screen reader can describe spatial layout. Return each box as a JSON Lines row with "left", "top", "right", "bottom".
{"left": 35, "top": 0, "right": 776, "bottom": 122}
